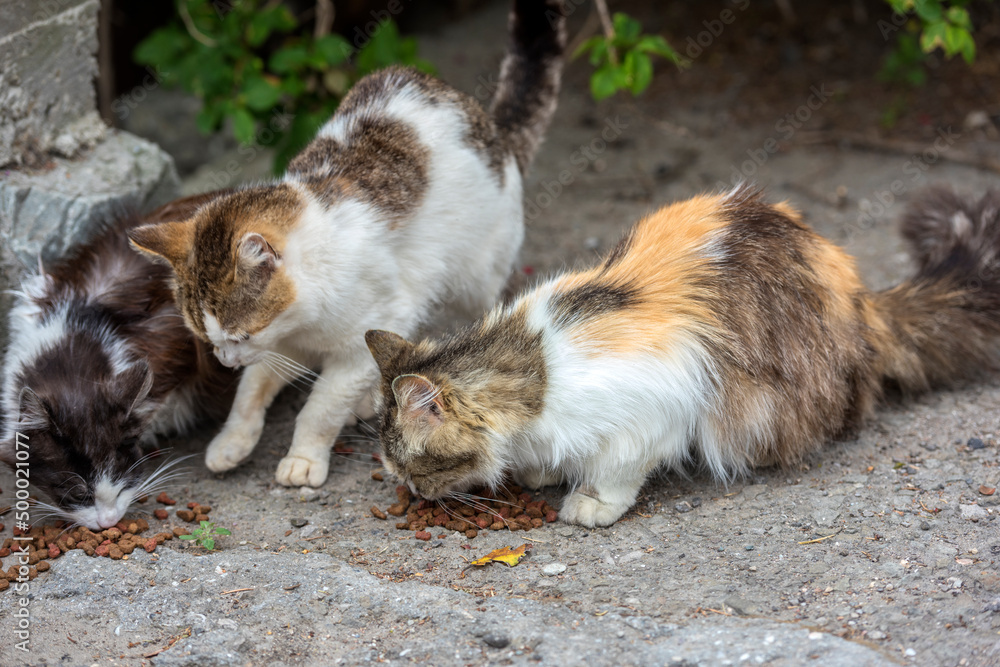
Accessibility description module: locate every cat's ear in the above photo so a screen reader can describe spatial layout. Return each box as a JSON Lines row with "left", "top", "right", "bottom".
{"left": 128, "top": 221, "right": 195, "bottom": 267}
{"left": 391, "top": 374, "right": 444, "bottom": 427}
{"left": 117, "top": 362, "right": 155, "bottom": 417}
{"left": 237, "top": 233, "right": 279, "bottom": 273}
{"left": 365, "top": 330, "right": 412, "bottom": 372}
{"left": 17, "top": 387, "right": 51, "bottom": 431}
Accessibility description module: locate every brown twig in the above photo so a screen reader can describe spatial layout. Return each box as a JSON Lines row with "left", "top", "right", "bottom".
{"left": 142, "top": 627, "right": 191, "bottom": 659}
{"left": 798, "top": 528, "right": 844, "bottom": 545}
{"left": 314, "top": 0, "right": 334, "bottom": 39}
{"left": 593, "top": 0, "right": 618, "bottom": 64}
{"left": 220, "top": 587, "right": 256, "bottom": 595}
{"left": 179, "top": 1, "right": 216, "bottom": 47}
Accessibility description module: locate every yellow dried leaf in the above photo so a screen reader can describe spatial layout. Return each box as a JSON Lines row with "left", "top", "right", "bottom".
{"left": 470, "top": 544, "right": 530, "bottom": 568}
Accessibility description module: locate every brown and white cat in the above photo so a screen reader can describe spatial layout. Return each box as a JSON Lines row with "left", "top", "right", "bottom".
{"left": 1, "top": 192, "right": 238, "bottom": 529}
{"left": 128, "top": 0, "right": 567, "bottom": 488}
{"left": 365, "top": 185, "right": 1000, "bottom": 527}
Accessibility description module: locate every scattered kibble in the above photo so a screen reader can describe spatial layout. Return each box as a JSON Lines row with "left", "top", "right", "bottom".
{"left": 373, "top": 482, "right": 557, "bottom": 539}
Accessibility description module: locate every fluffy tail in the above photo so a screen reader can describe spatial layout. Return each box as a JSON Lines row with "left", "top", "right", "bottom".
{"left": 872, "top": 187, "right": 1000, "bottom": 391}
{"left": 490, "top": 0, "right": 566, "bottom": 174}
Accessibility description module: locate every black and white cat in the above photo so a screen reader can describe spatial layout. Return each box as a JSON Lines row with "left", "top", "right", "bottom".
{"left": 1, "top": 192, "right": 238, "bottom": 529}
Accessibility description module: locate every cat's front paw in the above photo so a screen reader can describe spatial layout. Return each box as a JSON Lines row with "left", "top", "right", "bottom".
{"left": 559, "top": 490, "right": 628, "bottom": 528}
{"left": 276, "top": 454, "right": 329, "bottom": 487}
{"left": 205, "top": 429, "right": 255, "bottom": 473}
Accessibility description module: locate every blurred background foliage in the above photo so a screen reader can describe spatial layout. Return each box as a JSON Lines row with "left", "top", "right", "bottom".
{"left": 133, "top": 0, "right": 433, "bottom": 172}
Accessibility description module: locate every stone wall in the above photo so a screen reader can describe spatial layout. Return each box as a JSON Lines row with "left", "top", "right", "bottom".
{"left": 0, "top": 0, "right": 106, "bottom": 167}
{"left": 0, "top": 0, "right": 180, "bottom": 351}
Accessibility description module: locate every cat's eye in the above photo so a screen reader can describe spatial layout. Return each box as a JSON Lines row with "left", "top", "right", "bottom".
{"left": 228, "top": 333, "right": 250, "bottom": 343}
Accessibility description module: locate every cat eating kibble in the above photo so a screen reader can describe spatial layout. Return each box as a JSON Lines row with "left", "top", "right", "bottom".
{"left": 128, "top": 0, "right": 567, "bottom": 488}
{"left": 1, "top": 192, "right": 238, "bottom": 529}
{"left": 365, "top": 186, "right": 1000, "bottom": 527}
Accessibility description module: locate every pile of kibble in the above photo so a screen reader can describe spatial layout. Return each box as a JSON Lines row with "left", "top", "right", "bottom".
{"left": 371, "top": 483, "right": 558, "bottom": 540}
{"left": 0, "top": 492, "right": 214, "bottom": 592}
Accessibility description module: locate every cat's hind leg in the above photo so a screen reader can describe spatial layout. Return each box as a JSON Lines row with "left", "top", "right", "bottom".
{"left": 205, "top": 363, "right": 289, "bottom": 473}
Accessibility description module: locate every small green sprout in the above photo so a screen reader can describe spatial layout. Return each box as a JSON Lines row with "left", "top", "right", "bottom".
{"left": 179, "top": 521, "right": 232, "bottom": 551}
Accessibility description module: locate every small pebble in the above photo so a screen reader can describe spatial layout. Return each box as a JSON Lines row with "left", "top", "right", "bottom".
{"left": 920, "top": 521, "right": 931, "bottom": 531}
{"left": 674, "top": 502, "right": 693, "bottom": 514}
{"left": 290, "top": 518, "right": 308, "bottom": 528}
{"left": 690, "top": 497, "right": 703, "bottom": 508}
{"left": 744, "top": 544, "right": 754, "bottom": 551}
{"left": 967, "top": 437, "right": 986, "bottom": 450}
{"left": 542, "top": 563, "right": 567, "bottom": 576}
{"left": 483, "top": 633, "right": 510, "bottom": 649}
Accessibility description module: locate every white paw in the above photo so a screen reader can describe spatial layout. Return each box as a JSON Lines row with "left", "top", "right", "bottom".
{"left": 559, "top": 491, "right": 628, "bottom": 527}
{"left": 276, "top": 454, "right": 329, "bottom": 487}
{"left": 515, "top": 468, "right": 561, "bottom": 490}
{"left": 205, "top": 429, "right": 255, "bottom": 473}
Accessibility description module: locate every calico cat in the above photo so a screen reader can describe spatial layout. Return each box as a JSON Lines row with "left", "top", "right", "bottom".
{"left": 1, "top": 192, "right": 238, "bottom": 529}
{"left": 365, "top": 186, "right": 1000, "bottom": 527}
{"left": 127, "top": 0, "right": 567, "bottom": 488}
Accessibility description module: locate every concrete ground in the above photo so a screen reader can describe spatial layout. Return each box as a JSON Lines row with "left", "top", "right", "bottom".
{"left": 2, "top": 2, "right": 999, "bottom": 665}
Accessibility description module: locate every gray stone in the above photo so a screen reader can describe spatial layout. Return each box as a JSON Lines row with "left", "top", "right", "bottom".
{"left": 0, "top": 0, "right": 101, "bottom": 166}
{"left": 542, "top": 563, "right": 567, "bottom": 576}
{"left": 483, "top": 633, "right": 511, "bottom": 648}
{"left": 960, "top": 504, "right": 988, "bottom": 521}
{"left": 1, "top": 130, "right": 177, "bottom": 265}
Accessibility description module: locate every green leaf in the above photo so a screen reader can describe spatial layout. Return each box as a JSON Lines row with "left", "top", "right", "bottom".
{"left": 315, "top": 34, "right": 352, "bottom": 66}
{"left": 203, "top": 538, "right": 215, "bottom": 551}
{"left": 216, "top": 528, "right": 232, "bottom": 536}
{"left": 232, "top": 108, "right": 256, "bottom": 144}
{"left": 179, "top": 534, "right": 195, "bottom": 540}
{"left": 243, "top": 75, "right": 281, "bottom": 111}
{"left": 134, "top": 27, "right": 187, "bottom": 68}
{"left": 912, "top": 0, "right": 943, "bottom": 23}
{"left": 590, "top": 62, "right": 621, "bottom": 101}
{"left": 948, "top": 27, "right": 976, "bottom": 65}
{"left": 628, "top": 50, "right": 653, "bottom": 95}
{"left": 611, "top": 12, "right": 642, "bottom": 44}
{"left": 919, "top": 20, "right": 948, "bottom": 53}
{"left": 572, "top": 36, "right": 605, "bottom": 61}
{"left": 945, "top": 6, "right": 972, "bottom": 30}
{"left": 270, "top": 45, "right": 310, "bottom": 74}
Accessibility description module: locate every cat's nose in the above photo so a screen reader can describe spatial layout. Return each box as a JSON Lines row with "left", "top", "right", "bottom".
{"left": 214, "top": 347, "right": 241, "bottom": 368}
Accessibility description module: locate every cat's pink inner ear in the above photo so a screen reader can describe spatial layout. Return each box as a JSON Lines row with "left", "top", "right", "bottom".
{"left": 128, "top": 221, "right": 194, "bottom": 267}
{"left": 237, "top": 233, "right": 278, "bottom": 272}
{"left": 391, "top": 374, "right": 444, "bottom": 427}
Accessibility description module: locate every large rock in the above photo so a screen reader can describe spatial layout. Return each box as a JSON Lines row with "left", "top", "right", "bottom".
{"left": 0, "top": 0, "right": 102, "bottom": 167}
{"left": 0, "top": 130, "right": 180, "bottom": 351}
{"left": 0, "top": 130, "right": 179, "bottom": 268}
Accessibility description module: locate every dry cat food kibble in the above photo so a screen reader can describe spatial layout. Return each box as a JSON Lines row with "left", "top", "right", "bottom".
{"left": 374, "top": 483, "right": 557, "bottom": 539}
{"left": 1, "top": 496, "right": 218, "bottom": 593}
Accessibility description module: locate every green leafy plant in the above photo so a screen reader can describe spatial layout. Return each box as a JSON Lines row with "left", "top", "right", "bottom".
{"left": 574, "top": 11, "right": 685, "bottom": 101}
{"left": 179, "top": 521, "right": 232, "bottom": 551}
{"left": 134, "top": 0, "right": 433, "bottom": 172}
{"left": 879, "top": 0, "right": 982, "bottom": 87}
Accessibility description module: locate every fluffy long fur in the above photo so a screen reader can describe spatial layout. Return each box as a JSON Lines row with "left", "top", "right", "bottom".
{"left": 127, "top": 0, "right": 567, "bottom": 488}
{"left": 0, "top": 192, "right": 238, "bottom": 529}
{"left": 366, "top": 185, "right": 1000, "bottom": 527}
